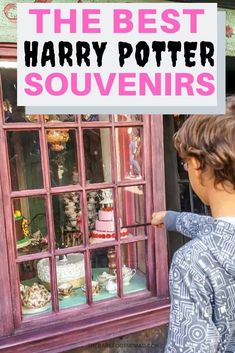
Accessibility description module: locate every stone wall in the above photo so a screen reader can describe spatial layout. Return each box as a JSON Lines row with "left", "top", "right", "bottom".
{"left": 66, "top": 326, "right": 168, "bottom": 353}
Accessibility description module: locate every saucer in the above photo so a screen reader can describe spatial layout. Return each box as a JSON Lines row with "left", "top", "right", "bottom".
{"left": 22, "top": 303, "right": 50, "bottom": 315}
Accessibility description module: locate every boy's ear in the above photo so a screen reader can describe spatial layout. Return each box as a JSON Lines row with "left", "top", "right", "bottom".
{"left": 189, "top": 157, "right": 201, "bottom": 171}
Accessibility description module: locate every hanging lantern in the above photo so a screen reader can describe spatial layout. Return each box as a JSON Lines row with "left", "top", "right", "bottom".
{"left": 47, "top": 129, "right": 69, "bottom": 151}
{"left": 46, "top": 116, "right": 69, "bottom": 151}
{"left": 25, "top": 115, "right": 49, "bottom": 123}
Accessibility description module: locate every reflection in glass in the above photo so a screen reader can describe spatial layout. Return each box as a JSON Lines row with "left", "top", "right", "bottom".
{"left": 13, "top": 197, "right": 48, "bottom": 256}
{"left": 116, "top": 127, "right": 142, "bottom": 181}
{"left": 83, "top": 128, "right": 111, "bottom": 183}
{"left": 90, "top": 247, "right": 118, "bottom": 301}
{"left": 179, "top": 182, "right": 191, "bottom": 212}
{"left": 115, "top": 114, "right": 143, "bottom": 122}
{"left": 45, "top": 114, "right": 75, "bottom": 123}
{"left": 1, "top": 68, "right": 27, "bottom": 123}
{"left": 52, "top": 193, "right": 83, "bottom": 249}
{"left": 7, "top": 131, "right": 43, "bottom": 191}
{"left": 118, "top": 185, "right": 145, "bottom": 228}
{"left": 19, "top": 259, "right": 52, "bottom": 317}
{"left": 81, "top": 114, "right": 110, "bottom": 122}
{"left": 120, "top": 241, "right": 147, "bottom": 295}
{"left": 48, "top": 130, "right": 79, "bottom": 187}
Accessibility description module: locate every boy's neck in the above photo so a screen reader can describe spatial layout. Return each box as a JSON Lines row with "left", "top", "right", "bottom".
{"left": 208, "top": 188, "right": 235, "bottom": 218}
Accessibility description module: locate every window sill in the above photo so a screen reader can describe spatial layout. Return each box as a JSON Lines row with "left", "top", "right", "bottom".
{"left": 0, "top": 297, "right": 170, "bottom": 353}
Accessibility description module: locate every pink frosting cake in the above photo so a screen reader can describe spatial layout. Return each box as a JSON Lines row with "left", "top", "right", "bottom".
{"left": 98, "top": 209, "right": 114, "bottom": 221}
{"left": 90, "top": 208, "right": 129, "bottom": 242}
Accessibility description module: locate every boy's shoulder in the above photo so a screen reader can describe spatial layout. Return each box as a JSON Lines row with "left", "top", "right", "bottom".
{"left": 172, "top": 237, "right": 208, "bottom": 269}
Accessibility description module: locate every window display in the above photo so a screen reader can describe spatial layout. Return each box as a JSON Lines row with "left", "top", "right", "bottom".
{"left": 84, "top": 128, "right": 112, "bottom": 184}
{"left": 0, "top": 64, "right": 167, "bottom": 349}
{"left": 52, "top": 192, "right": 83, "bottom": 248}
{"left": 13, "top": 197, "right": 48, "bottom": 256}
{"left": 7, "top": 131, "right": 43, "bottom": 191}
{"left": 89, "top": 189, "right": 130, "bottom": 244}
{"left": 116, "top": 127, "right": 143, "bottom": 181}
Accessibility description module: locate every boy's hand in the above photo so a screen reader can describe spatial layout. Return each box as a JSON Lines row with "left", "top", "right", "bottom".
{"left": 151, "top": 211, "right": 167, "bottom": 227}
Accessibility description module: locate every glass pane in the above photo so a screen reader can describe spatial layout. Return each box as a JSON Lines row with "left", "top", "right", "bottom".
{"left": 52, "top": 193, "right": 83, "bottom": 249}
{"left": 45, "top": 114, "right": 75, "bottom": 123}
{"left": 179, "top": 182, "right": 191, "bottom": 212}
{"left": 90, "top": 247, "right": 118, "bottom": 302}
{"left": 118, "top": 185, "right": 146, "bottom": 231}
{"left": 115, "top": 115, "right": 143, "bottom": 122}
{"left": 54, "top": 252, "right": 86, "bottom": 310}
{"left": 19, "top": 259, "right": 52, "bottom": 318}
{"left": 7, "top": 131, "right": 43, "bottom": 191}
{"left": 121, "top": 241, "right": 147, "bottom": 295}
{"left": 83, "top": 128, "right": 112, "bottom": 184}
{"left": 88, "top": 189, "right": 130, "bottom": 244}
{"left": 81, "top": 114, "right": 110, "bottom": 122}
{"left": 0, "top": 68, "right": 36, "bottom": 123}
{"left": 116, "top": 127, "right": 143, "bottom": 181}
{"left": 13, "top": 197, "right": 48, "bottom": 257}
{"left": 47, "top": 129, "right": 79, "bottom": 187}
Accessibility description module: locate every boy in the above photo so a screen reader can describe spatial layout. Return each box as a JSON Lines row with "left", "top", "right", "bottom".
{"left": 152, "top": 105, "right": 235, "bottom": 352}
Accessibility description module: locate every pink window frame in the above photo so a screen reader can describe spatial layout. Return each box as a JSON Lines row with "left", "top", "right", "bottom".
{"left": 0, "top": 44, "right": 169, "bottom": 352}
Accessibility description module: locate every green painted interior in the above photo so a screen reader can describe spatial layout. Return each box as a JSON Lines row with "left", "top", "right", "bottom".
{"left": 22, "top": 268, "right": 147, "bottom": 318}
{"left": 0, "top": 1, "right": 234, "bottom": 57}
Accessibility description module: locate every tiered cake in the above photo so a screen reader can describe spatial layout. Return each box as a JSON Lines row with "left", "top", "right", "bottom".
{"left": 90, "top": 190, "right": 129, "bottom": 242}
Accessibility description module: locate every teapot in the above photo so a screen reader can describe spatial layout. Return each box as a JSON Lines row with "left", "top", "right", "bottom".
{"left": 114, "top": 265, "right": 136, "bottom": 276}
{"left": 20, "top": 283, "right": 51, "bottom": 310}
{"left": 114, "top": 265, "right": 136, "bottom": 286}
{"left": 123, "top": 269, "right": 136, "bottom": 286}
{"left": 105, "top": 278, "right": 117, "bottom": 294}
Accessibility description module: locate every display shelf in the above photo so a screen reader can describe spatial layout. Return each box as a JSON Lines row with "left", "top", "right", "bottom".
{"left": 21, "top": 268, "right": 146, "bottom": 316}
{"left": 92, "top": 268, "right": 147, "bottom": 302}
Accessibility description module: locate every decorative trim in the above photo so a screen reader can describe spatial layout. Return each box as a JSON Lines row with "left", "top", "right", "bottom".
{"left": 0, "top": 43, "right": 17, "bottom": 59}
{"left": 0, "top": 301, "right": 170, "bottom": 353}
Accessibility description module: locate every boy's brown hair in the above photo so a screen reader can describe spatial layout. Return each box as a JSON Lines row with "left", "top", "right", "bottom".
{"left": 174, "top": 96, "right": 235, "bottom": 188}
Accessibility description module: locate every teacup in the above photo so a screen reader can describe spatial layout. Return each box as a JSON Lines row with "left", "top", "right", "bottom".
{"left": 70, "top": 219, "right": 77, "bottom": 227}
{"left": 105, "top": 278, "right": 117, "bottom": 293}
{"left": 58, "top": 283, "right": 73, "bottom": 297}
{"left": 65, "top": 211, "right": 76, "bottom": 217}
{"left": 82, "top": 281, "right": 100, "bottom": 295}
{"left": 65, "top": 204, "right": 76, "bottom": 212}
{"left": 97, "top": 272, "right": 116, "bottom": 288}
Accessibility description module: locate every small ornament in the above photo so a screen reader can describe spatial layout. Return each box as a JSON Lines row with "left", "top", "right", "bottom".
{"left": 107, "top": 247, "right": 117, "bottom": 275}
{"left": 58, "top": 164, "right": 64, "bottom": 180}
{"left": 100, "top": 189, "right": 113, "bottom": 207}
{"left": 47, "top": 129, "right": 69, "bottom": 151}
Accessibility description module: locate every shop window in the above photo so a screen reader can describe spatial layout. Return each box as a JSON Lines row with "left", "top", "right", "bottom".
{"left": 13, "top": 197, "right": 48, "bottom": 257}
{"left": 81, "top": 114, "right": 111, "bottom": 122}
{"left": 47, "top": 129, "right": 79, "bottom": 187}
{"left": 0, "top": 63, "right": 167, "bottom": 345}
{"left": 7, "top": 131, "right": 43, "bottom": 191}
{"left": 83, "top": 128, "right": 112, "bottom": 184}
{"left": 115, "top": 127, "right": 143, "bottom": 181}
{"left": 52, "top": 192, "right": 83, "bottom": 248}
